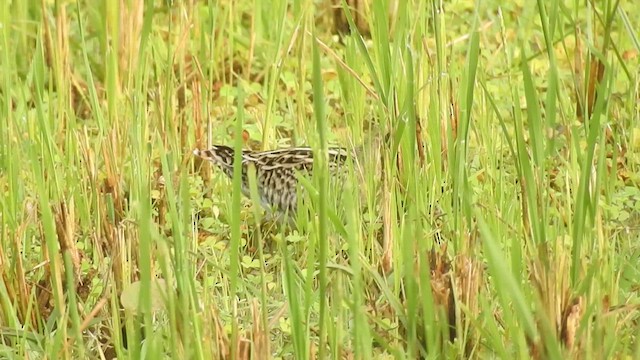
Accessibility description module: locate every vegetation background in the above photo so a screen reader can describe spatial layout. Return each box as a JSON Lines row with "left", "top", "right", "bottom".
{"left": 1, "top": 0, "right": 639, "bottom": 359}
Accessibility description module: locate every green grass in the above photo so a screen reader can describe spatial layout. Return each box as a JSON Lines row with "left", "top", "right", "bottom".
{"left": 1, "top": 0, "right": 640, "bottom": 359}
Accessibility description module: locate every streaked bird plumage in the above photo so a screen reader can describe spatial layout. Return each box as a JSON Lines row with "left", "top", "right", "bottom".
{"left": 193, "top": 145, "right": 354, "bottom": 217}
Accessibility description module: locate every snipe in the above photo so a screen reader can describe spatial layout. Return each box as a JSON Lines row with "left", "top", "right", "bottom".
{"left": 193, "top": 145, "right": 355, "bottom": 219}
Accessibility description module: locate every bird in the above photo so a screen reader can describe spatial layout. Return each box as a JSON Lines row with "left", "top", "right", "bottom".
{"left": 193, "top": 144, "right": 357, "bottom": 220}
